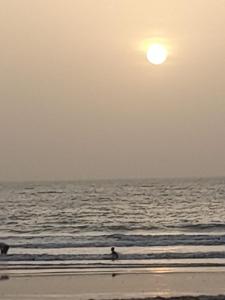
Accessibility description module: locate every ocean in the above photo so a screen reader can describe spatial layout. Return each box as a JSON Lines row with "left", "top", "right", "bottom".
{"left": 1, "top": 177, "right": 225, "bottom": 274}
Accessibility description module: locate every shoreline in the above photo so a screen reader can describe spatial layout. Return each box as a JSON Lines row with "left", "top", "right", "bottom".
{"left": 1, "top": 270, "right": 225, "bottom": 300}
{"left": 2, "top": 263, "right": 225, "bottom": 274}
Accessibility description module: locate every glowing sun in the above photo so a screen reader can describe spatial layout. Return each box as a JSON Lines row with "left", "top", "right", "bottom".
{"left": 146, "top": 44, "right": 168, "bottom": 65}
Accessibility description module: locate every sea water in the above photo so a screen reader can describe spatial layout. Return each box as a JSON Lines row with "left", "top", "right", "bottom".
{"left": 1, "top": 177, "right": 225, "bottom": 274}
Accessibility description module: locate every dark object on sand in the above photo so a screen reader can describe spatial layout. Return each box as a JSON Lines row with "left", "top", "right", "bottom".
{"left": 0, "top": 243, "right": 9, "bottom": 254}
{"left": 111, "top": 247, "right": 119, "bottom": 260}
{"left": 0, "top": 275, "right": 9, "bottom": 280}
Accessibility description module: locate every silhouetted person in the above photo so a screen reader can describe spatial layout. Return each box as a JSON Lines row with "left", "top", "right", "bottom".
{"left": 111, "top": 247, "right": 119, "bottom": 260}
{"left": 0, "top": 243, "right": 9, "bottom": 255}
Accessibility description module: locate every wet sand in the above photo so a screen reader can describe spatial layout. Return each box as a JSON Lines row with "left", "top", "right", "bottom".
{"left": 1, "top": 271, "right": 225, "bottom": 300}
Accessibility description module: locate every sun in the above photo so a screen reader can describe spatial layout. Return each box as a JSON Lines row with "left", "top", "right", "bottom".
{"left": 146, "top": 44, "right": 168, "bottom": 65}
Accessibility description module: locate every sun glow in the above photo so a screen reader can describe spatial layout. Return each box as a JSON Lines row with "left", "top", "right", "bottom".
{"left": 146, "top": 44, "right": 168, "bottom": 65}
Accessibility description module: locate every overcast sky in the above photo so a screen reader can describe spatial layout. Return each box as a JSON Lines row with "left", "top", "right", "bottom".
{"left": 0, "top": 0, "right": 225, "bottom": 181}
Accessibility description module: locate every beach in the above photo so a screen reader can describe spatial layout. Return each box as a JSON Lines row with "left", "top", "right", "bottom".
{"left": 1, "top": 270, "right": 225, "bottom": 300}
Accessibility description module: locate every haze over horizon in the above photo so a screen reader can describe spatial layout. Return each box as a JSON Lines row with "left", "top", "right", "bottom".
{"left": 0, "top": 0, "right": 225, "bottom": 181}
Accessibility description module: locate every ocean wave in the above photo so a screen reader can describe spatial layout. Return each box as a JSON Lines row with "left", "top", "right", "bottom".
{"left": 36, "top": 191, "right": 64, "bottom": 194}
{"left": 170, "top": 223, "right": 225, "bottom": 231}
{"left": 2, "top": 251, "right": 225, "bottom": 262}
{"left": 8, "top": 233, "right": 225, "bottom": 248}
{"left": 2, "top": 223, "right": 225, "bottom": 236}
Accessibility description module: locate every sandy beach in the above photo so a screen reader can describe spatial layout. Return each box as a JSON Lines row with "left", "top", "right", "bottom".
{"left": 1, "top": 270, "right": 225, "bottom": 300}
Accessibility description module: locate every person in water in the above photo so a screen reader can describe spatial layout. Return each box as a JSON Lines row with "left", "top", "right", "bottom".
{"left": 111, "top": 247, "right": 119, "bottom": 260}
{"left": 0, "top": 243, "right": 9, "bottom": 255}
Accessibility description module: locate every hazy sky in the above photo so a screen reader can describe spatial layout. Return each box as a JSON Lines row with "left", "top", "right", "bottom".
{"left": 0, "top": 0, "right": 225, "bottom": 181}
